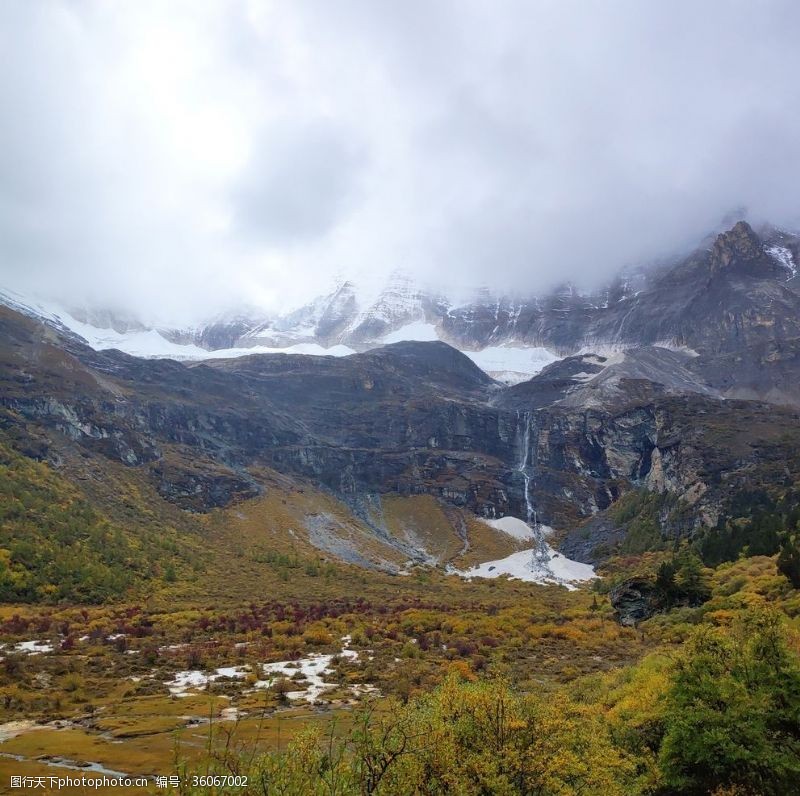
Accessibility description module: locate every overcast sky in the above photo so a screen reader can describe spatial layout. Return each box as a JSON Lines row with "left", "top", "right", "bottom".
{"left": 1, "top": 0, "right": 799, "bottom": 323}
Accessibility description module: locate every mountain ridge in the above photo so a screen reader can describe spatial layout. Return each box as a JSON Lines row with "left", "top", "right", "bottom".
{"left": 3, "top": 220, "right": 799, "bottom": 389}
{"left": 2, "top": 220, "right": 800, "bottom": 580}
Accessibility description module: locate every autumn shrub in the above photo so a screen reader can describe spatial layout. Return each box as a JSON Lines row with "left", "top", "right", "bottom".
{"left": 177, "top": 674, "right": 637, "bottom": 795}
{"left": 302, "top": 626, "right": 334, "bottom": 646}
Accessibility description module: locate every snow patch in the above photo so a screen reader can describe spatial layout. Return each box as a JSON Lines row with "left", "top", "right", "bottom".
{"left": 457, "top": 545, "right": 595, "bottom": 590}
{"left": 382, "top": 321, "right": 439, "bottom": 344}
{"left": 766, "top": 245, "right": 797, "bottom": 279}
{"left": 462, "top": 346, "right": 560, "bottom": 384}
{"left": 456, "top": 520, "right": 595, "bottom": 590}
{"left": 255, "top": 648, "right": 375, "bottom": 702}
{"left": 13, "top": 640, "right": 54, "bottom": 655}
{"left": 166, "top": 666, "right": 248, "bottom": 697}
{"left": 258, "top": 655, "right": 337, "bottom": 702}
{"left": 165, "top": 643, "right": 375, "bottom": 703}
{"left": 653, "top": 342, "right": 700, "bottom": 358}
{"left": 482, "top": 516, "right": 535, "bottom": 541}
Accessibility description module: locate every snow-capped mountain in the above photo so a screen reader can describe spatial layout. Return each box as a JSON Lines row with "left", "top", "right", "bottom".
{"left": 3, "top": 220, "right": 800, "bottom": 573}
{"left": 2, "top": 221, "right": 799, "bottom": 386}
{"left": 0, "top": 280, "right": 561, "bottom": 384}
{"left": 0, "top": 287, "right": 361, "bottom": 362}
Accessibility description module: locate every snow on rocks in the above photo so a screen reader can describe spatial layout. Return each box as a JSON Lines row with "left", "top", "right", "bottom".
{"left": 455, "top": 518, "right": 596, "bottom": 590}
{"left": 766, "top": 245, "right": 797, "bottom": 279}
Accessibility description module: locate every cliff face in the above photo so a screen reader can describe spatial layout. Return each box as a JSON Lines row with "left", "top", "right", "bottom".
{"left": 1, "top": 223, "right": 799, "bottom": 562}
{"left": 0, "top": 314, "right": 516, "bottom": 515}
{"left": 3, "top": 299, "right": 799, "bottom": 536}
{"left": 434, "top": 222, "right": 800, "bottom": 358}
{"left": 709, "top": 221, "right": 765, "bottom": 271}
{"left": 175, "top": 222, "right": 800, "bottom": 357}
{"left": 526, "top": 394, "right": 800, "bottom": 530}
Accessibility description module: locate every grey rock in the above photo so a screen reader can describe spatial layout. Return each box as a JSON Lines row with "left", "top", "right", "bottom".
{"left": 610, "top": 578, "right": 662, "bottom": 626}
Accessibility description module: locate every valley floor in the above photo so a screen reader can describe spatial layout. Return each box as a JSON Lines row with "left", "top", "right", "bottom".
{"left": 1, "top": 549, "right": 798, "bottom": 794}
{"left": 0, "top": 573, "right": 644, "bottom": 794}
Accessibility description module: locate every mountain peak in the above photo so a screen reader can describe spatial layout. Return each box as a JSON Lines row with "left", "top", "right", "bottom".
{"left": 710, "top": 220, "right": 763, "bottom": 271}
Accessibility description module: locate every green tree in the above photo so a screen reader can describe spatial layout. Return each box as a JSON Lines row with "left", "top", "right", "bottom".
{"left": 777, "top": 533, "right": 800, "bottom": 588}
{"left": 655, "top": 559, "right": 677, "bottom": 606}
{"left": 659, "top": 610, "right": 800, "bottom": 795}
{"left": 674, "top": 552, "right": 711, "bottom": 606}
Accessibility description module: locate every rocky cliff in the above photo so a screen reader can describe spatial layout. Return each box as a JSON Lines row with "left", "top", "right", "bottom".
{"left": 1, "top": 222, "right": 799, "bottom": 567}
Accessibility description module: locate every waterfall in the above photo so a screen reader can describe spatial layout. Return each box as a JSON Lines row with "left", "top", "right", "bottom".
{"left": 454, "top": 412, "right": 595, "bottom": 589}
{"left": 515, "top": 410, "right": 537, "bottom": 526}
{"left": 516, "top": 411, "right": 552, "bottom": 573}
{"left": 517, "top": 411, "right": 535, "bottom": 526}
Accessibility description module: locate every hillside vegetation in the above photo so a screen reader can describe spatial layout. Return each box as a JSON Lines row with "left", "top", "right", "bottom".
{"left": 0, "top": 441, "right": 158, "bottom": 603}
{"left": 0, "top": 416, "right": 799, "bottom": 794}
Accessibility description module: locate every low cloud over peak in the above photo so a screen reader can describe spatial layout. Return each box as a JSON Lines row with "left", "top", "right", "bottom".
{"left": 1, "top": 1, "right": 799, "bottom": 323}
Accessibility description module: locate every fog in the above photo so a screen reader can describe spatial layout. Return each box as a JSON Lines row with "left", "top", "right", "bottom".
{"left": 1, "top": 0, "right": 799, "bottom": 323}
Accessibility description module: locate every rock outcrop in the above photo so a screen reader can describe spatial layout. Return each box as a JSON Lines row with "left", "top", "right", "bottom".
{"left": 610, "top": 578, "right": 663, "bottom": 626}
{"left": 710, "top": 220, "right": 764, "bottom": 271}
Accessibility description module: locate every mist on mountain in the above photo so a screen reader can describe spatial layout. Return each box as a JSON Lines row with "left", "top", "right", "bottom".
{"left": 1, "top": 1, "right": 800, "bottom": 324}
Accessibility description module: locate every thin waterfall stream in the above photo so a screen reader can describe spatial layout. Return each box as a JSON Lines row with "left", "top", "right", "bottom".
{"left": 451, "top": 414, "right": 597, "bottom": 588}
{"left": 516, "top": 411, "right": 556, "bottom": 576}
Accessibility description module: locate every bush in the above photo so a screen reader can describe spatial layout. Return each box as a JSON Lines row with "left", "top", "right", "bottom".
{"left": 178, "top": 675, "right": 637, "bottom": 794}
{"left": 659, "top": 610, "right": 800, "bottom": 795}
{"left": 778, "top": 533, "right": 800, "bottom": 588}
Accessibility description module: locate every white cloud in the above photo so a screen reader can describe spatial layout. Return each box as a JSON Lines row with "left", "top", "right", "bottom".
{"left": 1, "top": 0, "right": 799, "bottom": 322}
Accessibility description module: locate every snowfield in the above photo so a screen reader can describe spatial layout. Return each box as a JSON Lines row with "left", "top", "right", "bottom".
{"left": 0, "top": 288, "right": 357, "bottom": 360}
{"left": 1, "top": 287, "right": 562, "bottom": 382}
{"left": 458, "top": 547, "right": 596, "bottom": 590}
{"left": 61, "top": 316, "right": 358, "bottom": 361}
{"left": 481, "top": 515, "right": 535, "bottom": 541}
{"left": 461, "top": 346, "right": 560, "bottom": 384}
{"left": 382, "top": 321, "right": 440, "bottom": 343}
{"left": 456, "top": 518, "right": 596, "bottom": 590}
